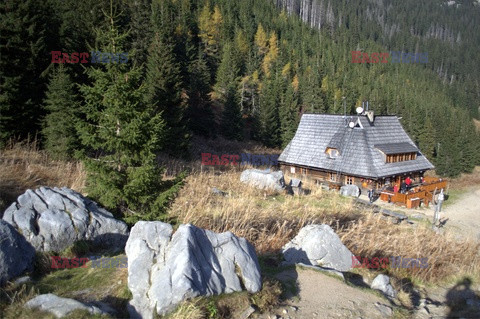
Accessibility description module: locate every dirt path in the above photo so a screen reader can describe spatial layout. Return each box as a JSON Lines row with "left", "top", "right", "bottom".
{"left": 440, "top": 187, "right": 480, "bottom": 240}
{"left": 358, "top": 185, "right": 480, "bottom": 241}
{"left": 256, "top": 267, "right": 394, "bottom": 319}
{"left": 258, "top": 187, "right": 480, "bottom": 319}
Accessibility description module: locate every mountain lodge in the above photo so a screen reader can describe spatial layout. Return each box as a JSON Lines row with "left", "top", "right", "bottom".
{"left": 278, "top": 113, "right": 446, "bottom": 208}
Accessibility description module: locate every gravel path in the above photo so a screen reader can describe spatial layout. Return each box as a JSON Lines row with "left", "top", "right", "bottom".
{"left": 440, "top": 187, "right": 480, "bottom": 240}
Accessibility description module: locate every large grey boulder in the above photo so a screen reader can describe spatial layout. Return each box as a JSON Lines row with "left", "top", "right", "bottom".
{"left": 240, "top": 169, "right": 285, "bottom": 192}
{"left": 371, "top": 274, "right": 396, "bottom": 298}
{"left": 282, "top": 224, "right": 353, "bottom": 272}
{"left": 126, "top": 221, "right": 262, "bottom": 318}
{"left": 0, "top": 220, "right": 36, "bottom": 286}
{"left": 2, "top": 187, "right": 129, "bottom": 252}
{"left": 25, "top": 293, "right": 107, "bottom": 318}
{"left": 340, "top": 184, "right": 360, "bottom": 197}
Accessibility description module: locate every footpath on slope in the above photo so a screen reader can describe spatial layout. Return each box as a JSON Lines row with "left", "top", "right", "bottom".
{"left": 255, "top": 267, "right": 393, "bottom": 319}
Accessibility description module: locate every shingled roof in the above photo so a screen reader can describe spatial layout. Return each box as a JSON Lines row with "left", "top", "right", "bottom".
{"left": 278, "top": 114, "right": 434, "bottom": 179}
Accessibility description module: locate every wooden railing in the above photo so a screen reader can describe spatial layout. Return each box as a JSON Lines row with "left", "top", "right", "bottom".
{"left": 379, "top": 177, "right": 447, "bottom": 208}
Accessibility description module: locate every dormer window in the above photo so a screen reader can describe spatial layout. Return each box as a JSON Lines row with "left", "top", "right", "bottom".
{"left": 385, "top": 152, "right": 417, "bottom": 163}
{"left": 375, "top": 143, "right": 419, "bottom": 164}
{"left": 326, "top": 147, "right": 340, "bottom": 159}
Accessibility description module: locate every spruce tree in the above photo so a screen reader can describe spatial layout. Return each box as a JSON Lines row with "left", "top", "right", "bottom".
{"left": 280, "top": 79, "right": 300, "bottom": 147}
{"left": 42, "top": 65, "right": 79, "bottom": 160}
{"left": 126, "top": 0, "right": 153, "bottom": 67}
{"left": 0, "top": 0, "right": 59, "bottom": 144}
{"left": 302, "top": 66, "right": 325, "bottom": 113}
{"left": 221, "top": 87, "right": 243, "bottom": 141}
{"left": 259, "top": 75, "right": 281, "bottom": 148}
{"left": 77, "top": 7, "right": 182, "bottom": 223}
{"left": 214, "top": 41, "right": 240, "bottom": 100}
{"left": 417, "top": 116, "right": 436, "bottom": 161}
{"left": 145, "top": 0, "right": 190, "bottom": 157}
{"left": 186, "top": 49, "right": 216, "bottom": 137}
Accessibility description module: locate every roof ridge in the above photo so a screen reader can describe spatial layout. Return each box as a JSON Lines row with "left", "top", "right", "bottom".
{"left": 302, "top": 113, "right": 400, "bottom": 117}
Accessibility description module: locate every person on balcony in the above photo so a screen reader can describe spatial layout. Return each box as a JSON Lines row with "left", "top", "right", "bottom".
{"left": 405, "top": 176, "right": 412, "bottom": 190}
{"left": 400, "top": 181, "right": 407, "bottom": 193}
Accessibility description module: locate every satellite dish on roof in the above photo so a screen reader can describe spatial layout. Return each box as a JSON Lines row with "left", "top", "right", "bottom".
{"left": 348, "top": 121, "right": 355, "bottom": 128}
{"left": 356, "top": 106, "right": 364, "bottom": 114}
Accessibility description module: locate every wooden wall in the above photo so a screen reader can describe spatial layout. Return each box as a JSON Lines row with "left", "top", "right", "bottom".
{"left": 279, "top": 163, "right": 426, "bottom": 191}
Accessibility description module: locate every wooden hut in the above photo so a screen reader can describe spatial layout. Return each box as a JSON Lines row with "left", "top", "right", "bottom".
{"left": 278, "top": 113, "right": 445, "bottom": 207}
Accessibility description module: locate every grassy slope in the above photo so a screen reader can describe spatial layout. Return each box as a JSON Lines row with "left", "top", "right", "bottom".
{"left": 1, "top": 141, "right": 480, "bottom": 318}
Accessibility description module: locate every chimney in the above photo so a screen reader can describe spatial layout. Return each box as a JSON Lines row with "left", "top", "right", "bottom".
{"left": 366, "top": 110, "right": 375, "bottom": 123}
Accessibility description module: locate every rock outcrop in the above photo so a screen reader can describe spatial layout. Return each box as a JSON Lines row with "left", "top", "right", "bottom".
{"left": 340, "top": 184, "right": 360, "bottom": 197}
{"left": 282, "top": 224, "right": 353, "bottom": 272}
{"left": 2, "top": 187, "right": 129, "bottom": 252}
{"left": 0, "top": 220, "right": 36, "bottom": 286}
{"left": 25, "top": 293, "right": 107, "bottom": 318}
{"left": 371, "top": 274, "right": 396, "bottom": 298}
{"left": 126, "top": 221, "right": 262, "bottom": 318}
{"left": 240, "top": 169, "right": 285, "bottom": 192}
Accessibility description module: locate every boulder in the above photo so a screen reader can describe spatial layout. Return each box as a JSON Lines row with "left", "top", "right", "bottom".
{"left": 24, "top": 293, "right": 107, "bottom": 318}
{"left": 371, "top": 274, "right": 396, "bottom": 298}
{"left": 340, "top": 185, "right": 360, "bottom": 197}
{"left": 2, "top": 187, "right": 129, "bottom": 252}
{"left": 126, "top": 221, "right": 262, "bottom": 318}
{"left": 282, "top": 224, "right": 353, "bottom": 272}
{"left": 240, "top": 169, "right": 285, "bottom": 192}
{"left": 211, "top": 187, "right": 227, "bottom": 196}
{"left": 0, "top": 220, "right": 36, "bottom": 286}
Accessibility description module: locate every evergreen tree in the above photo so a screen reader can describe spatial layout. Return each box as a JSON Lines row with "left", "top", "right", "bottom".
{"left": 42, "top": 65, "right": 79, "bottom": 159}
{"left": 0, "top": 0, "right": 59, "bottom": 145}
{"left": 214, "top": 41, "right": 240, "bottom": 100}
{"left": 221, "top": 87, "right": 243, "bottom": 140}
{"left": 186, "top": 49, "right": 216, "bottom": 137}
{"left": 301, "top": 66, "right": 325, "bottom": 113}
{"left": 280, "top": 77, "right": 300, "bottom": 147}
{"left": 145, "top": 3, "right": 190, "bottom": 157}
{"left": 77, "top": 8, "right": 182, "bottom": 223}
{"left": 259, "top": 75, "right": 281, "bottom": 147}
{"left": 126, "top": 0, "right": 153, "bottom": 67}
{"left": 418, "top": 116, "right": 435, "bottom": 161}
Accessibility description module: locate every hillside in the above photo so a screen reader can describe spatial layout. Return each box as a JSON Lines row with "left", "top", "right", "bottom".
{"left": 1, "top": 144, "right": 479, "bottom": 318}
{"left": 1, "top": 0, "right": 479, "bottom": 178}
{"left": 1, "top": 0, "right": 480, "bottom": 318}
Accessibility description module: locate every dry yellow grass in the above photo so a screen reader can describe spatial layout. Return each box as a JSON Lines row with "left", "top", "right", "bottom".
{"left": 165, "top": 300, "right": 205, "bottom": 319}
{"left": 340, "top": 213, "right": 480, "bottom": 283}
{"left": 169, "top": 170, "right": 360, "bottom": 254}
{"left": 447, "top": 166, "right": 480, "bottom": 190}
{"left": 0, "top": 140, "right": 85, "bottom": 211}
{"left": 169, "top": 169, "right": 480, "bottom": 284}
{"left": 1, "top": 140, "right": 479, "bottom": 286}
